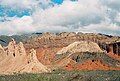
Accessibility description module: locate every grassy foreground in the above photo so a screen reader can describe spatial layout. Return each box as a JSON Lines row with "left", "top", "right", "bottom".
{"left": 0, "top": 70, "right": 120, "bottom": 81}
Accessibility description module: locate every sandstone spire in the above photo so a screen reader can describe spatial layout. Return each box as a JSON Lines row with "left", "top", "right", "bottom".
{"left": 0, "top": 39, "right": 51, "bottom": 74}
{"left": 15, "top": 42, "right": 26, "bottom": 56}
{"left": 0, "top": 44, "right": 5, "bottom": 61}
{"left": 29, "top": 48, "right": 39, "bottom": 63}
{"left": 7, "top": 38, "right": 16, "bottom": 56}
{"left": 0, "top": 44, "right": 3, "bottom": 50}
{"left": 19, "top": 48, "right": 50, "bottom": 74}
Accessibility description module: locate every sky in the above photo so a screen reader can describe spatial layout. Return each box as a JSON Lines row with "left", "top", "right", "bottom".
{"left": 51, "top": 0, "right": 63, "bottom": 4}
{"left": 0, "top": 0, "right": 120, "bottom": 36}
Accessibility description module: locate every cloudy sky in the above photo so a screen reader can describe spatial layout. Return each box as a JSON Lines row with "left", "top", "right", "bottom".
{"left": 0, "top": 0, "right": 120, "bottom": 35}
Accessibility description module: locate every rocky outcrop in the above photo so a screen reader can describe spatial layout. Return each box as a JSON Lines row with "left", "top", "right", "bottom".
{"left": 57, "top": 41, "right": 103, "bottom": 55}
{"left": 0, "top": 44, "right": 5, "bottom": 61}
{"left": 0, "top": 38, "right": 50, "bottom": 74}
{"left": 51, "top": 41, "right": 120, "bottom": 70}
{"left": 23, "top": 32, "right": 111, "bottom": 48}
{"left": 58, "top": 32, "right": 76, "bottom": 38}
{"left": 5, "top": 38, "right": 26, "bottom": 57}
{"left": 1, "top": 32, "right": 120, "bottom": 72}
{"left": 38, "top": 32, "right": 56, "bottom": 40}
{"left": 19, "top": 49, "right": 50, "bottom": 74}
{"left": 105, "top": 42, "right": 120, "bottom": 56}
{"left": 23, "top": 32, "right": 120, "bottom": 70}
{"left": 24, "top": 32, "right": 120, "bottom": 58}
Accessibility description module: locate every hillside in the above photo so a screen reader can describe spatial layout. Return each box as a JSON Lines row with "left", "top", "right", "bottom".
{"left": 0, "top": 32, "right": 120, "bottom": 75}
{"left": 0, "top": 33, "right": 41, "bottom": 47}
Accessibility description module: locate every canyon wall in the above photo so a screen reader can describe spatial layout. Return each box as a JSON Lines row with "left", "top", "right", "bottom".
{"left": 24, "top": 32, "right": 120, "bottom": 56}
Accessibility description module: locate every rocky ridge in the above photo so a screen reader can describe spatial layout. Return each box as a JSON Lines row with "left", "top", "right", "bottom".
{"left": 23, "top": 32, "right": 120, "bottom": 70}
{"left": 24, "top": 32, "right": 120, "bottom": 56}
{"left": 0, "top": 39, "right": 50, "bottom": 74}
{"left": 0, "top": 32, "right": 120, "bottom": 73}
{"left": 56, "top": 41, "right": 103, "bottom": 55}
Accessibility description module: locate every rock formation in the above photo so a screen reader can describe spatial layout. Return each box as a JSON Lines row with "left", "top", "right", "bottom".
{"left": 50, "top": 41, "right": 120, "bottom": 70}
{"left": 57, "top": 41, "right": 103, "bottom": 55}
{"left": 0, "top": 38, "right": 50, "bottom": 74}
{"left": 23, "top": 32, "right": 120, "bottom": 70}
{"left": 105, "top": 42, "right": 120, "bottom": 56}
{"left": 0, "top": 44, "right": 5, "bottom": 61}
{"left": 0, "top": 32, "right": 120, "bottom": 73}
{"left": 58, "top": 32, "right": 76, "bottom": 38}
{"left": 19, "top": 49, "right": 50, "bottom": 74}
{"left": 38, "top": 32, "right": 56, "bottom": 40}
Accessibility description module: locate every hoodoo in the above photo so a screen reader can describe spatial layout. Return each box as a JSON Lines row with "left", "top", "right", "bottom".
{"left": 19, "top": 49, "right": 50, "bottom": 74}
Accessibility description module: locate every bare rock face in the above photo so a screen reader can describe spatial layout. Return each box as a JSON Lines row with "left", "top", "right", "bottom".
{"left": 28, "top": 49, "right": 38, "bottom": 63}
{"left": 39, "top": 32, "right": 56, "bottom": 39}
{"left": 20, "top": 49, "right": 50, "bottom": 74}
{"left": 15, "top": 42, "right": 26, "bottom": 56}
{"left": 0, "top": 44, "right": 4, "bottom": 52}
{"left": 7, "top": 38, "right": 16, "bottom": 56}
{"left": 5, "top": 38, "right": 26, "bottom": 57}
{"left": 0, "top": 44, "right": 5, "bottom": 61}
{"left": 106, "top": 42, "right": 120, "bottom": 56}
{"left": 0, "top": 44, "right": 3, "bottom": 48}
{"left": 58, "top": 32, "right": 76, "bottom": 38}
{"left": 0, "top": 38, "right": 50, "bottom": 74}
{"left": 57, "top": 41, "right": 103, "bottom": 55}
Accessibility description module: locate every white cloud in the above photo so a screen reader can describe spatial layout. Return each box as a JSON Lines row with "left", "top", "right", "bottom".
{"left": 33, "top": 0, "right": 105, "bottom": 26}
{"left": 101, "top": 0, "right": 120, "bottom": 11}
{"left": 77, "top": 20, "right": 120, "bottom": 35}
{"left": 115, "top": 13, "right": 120, "bottom": 22}
{"left": 0, "top": 0, "right": 52, "bottom": 10}
{"left": 0, "top": 16, "right": 34, "bottom": 35}
{"left": 0, "top": 0, "right": 120, "bottom": 35}
{"left": 0, "top": 16, "right": 68, "bottom": 35}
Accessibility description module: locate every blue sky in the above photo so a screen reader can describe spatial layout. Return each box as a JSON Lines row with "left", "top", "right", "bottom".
{"left": 0, "top": 7, "right": 31, "bottom": 17}
{"left": 0, "top": 0, "right": 120, "bottom": 35}
{"left": 0, "top": 0, "right": 63, "bottom": 17}
{"left": 51, "top": 0, "right": 63, "bottom": 4}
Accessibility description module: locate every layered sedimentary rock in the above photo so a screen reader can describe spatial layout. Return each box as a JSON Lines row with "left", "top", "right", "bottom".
{"left": 24, "top": 32, "right": 120, "bottom": 57}
{"left": 38, "top": 32, "right": 56, "bottom": 40}
{"left": 0, "top": 32, "right": 120, "bottom": 72}
{"left": 57, "top": 41, "right": 103, "bottom": 55}
{"left": 23, "top": 32, "right": 120, "bottom": 70}
{"left": 58, "top": 32, "right": 76, "bottom": 38}
{"left": 51, "top": 41, "right": 120, "bottom": 69}
{"left": 105, "top": 42, "right": 120, "bottom": 56}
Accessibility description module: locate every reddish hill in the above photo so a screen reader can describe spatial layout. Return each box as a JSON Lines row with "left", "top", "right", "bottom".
{"left": 23, "top": 32, "right": 120, "bottom": 71}
{"left": 0, "top": 32, "right": 120, "bottom": 75}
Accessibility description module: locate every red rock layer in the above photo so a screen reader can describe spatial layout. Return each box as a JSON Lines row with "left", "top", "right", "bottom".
{"left": 107, "top": 52, "right": 120, "bottom": 61}
{"left": 36, "top": 47, "right": 62, "bottom": 65}
{"left": 63, "top": 60, "right": 120, "bottom": 70}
